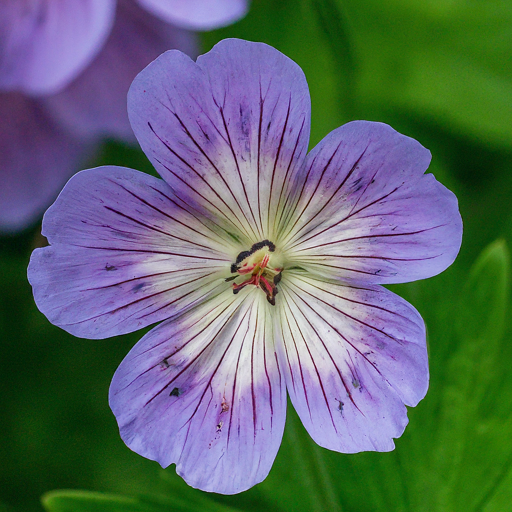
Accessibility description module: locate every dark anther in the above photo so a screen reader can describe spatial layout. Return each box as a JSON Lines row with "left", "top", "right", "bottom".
{"left": 273, "top": 272, "right": 282, "bottom": 285}
{"left": 234, "top": 250, "right": 252, "bottom": 267}
{"left": 250, "top": 240, "right": 275, "bottom": 253}
{"left": 170, "top": 387, "right": 180, "bottom": 397}
{"left": 232, "top": 240, "right": 276, "bottom": 273}
{"left": 225, "top": 275, "right": 237, "bottom": 282}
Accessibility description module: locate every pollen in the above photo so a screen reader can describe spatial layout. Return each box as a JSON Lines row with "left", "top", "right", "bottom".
{"left": 230, "top": 240, "right": 283, "bottom": 305}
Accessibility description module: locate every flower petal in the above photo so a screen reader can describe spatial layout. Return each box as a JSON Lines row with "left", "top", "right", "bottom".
{"left": 28, "top": 166, "right": 238, "bottom": 339}
{"left": 109, "top": 289, "right": 286, "bottom": 494}
{"left": 275, "top": 273, "right": 427, "bottom": 453}
{"left": 137, "top": 0, "right": 248, "bottom": 31}
{"left": 129, "top": 38, "right": 311, "bottom": 244}
{"left": 42, "top": 0, "right": 197, "bottom": 141}
{"left": 0, "top": 92, "right": 89, "bottom": 233}
{"left": 282, "top": 121, "right": 462, "bottom": 284}
{"left": 0, "top": 0, "right": 115, "bottom": 95}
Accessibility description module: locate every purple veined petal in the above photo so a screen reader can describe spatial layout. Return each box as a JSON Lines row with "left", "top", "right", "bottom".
{"left": 38, "top": 166, "right": 240, "bottom": 254}
{"left": 28, "top": 166, "right": 242, "bottom": 339}
{"left": 129, "top": 38, "right": 311, "bottom": 244}
{"left": 0, "top": 92, "right": 92, "bottom": 233}
{"left": 275, "top": 274, "right": 428, "bottom": 453}
{"left": 281, "top": 121, "right": 462, "bottom": 284}
{"left": 0, "top": 0, "right": 116, "bottom": 95}
{"left": 109, "top": 289, "right": 286, "bottom": 493}
{"left": 137, "top": 0, "right": 249, "bottom": 31}
{"left": 42, "top": 0, "right": 197, "bottom": 141}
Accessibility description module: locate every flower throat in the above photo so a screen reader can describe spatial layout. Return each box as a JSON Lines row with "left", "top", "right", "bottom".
{"left": 229, "top": 240, "right": 282, "bottom": 305}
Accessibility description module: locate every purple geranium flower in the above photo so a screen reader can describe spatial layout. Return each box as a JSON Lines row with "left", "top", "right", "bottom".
{"left": 0, "top": 0, "right": 248, "bottom": 233}
{"left": 28, "top": 39, "right": 462, "bottom": 494}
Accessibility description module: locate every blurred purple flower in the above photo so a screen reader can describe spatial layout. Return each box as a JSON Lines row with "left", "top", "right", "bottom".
{"left": 28, "top": 39, "right": 462, "bottom": 493}
{"left": 0, "top": 0, "right": 248, "bottom": 233}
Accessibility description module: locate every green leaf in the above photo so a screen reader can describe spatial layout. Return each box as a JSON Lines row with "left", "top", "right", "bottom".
{"left": 257, "top": 405, "right": 344, "bottom": 512}
{"left": 455, "top": 239, "right": 510, "bottom": 343}
{"left": 43, "top": 491, "right": 153, "bottom": 512}
{"left": 257, "top": 404, "right": 411, "bottom": 512}
{"left": 338, "top": 0, "right": 512, "bottom": 147}
{"left": 482, "top": 465, "right": 512, "bottom": 512}
{"left": 309, "top": 0, "right": 357, "bottom": 118}
{"left": 42, "top": 490, "right": 241, "bottom": 512}
{"left": 338, "top": 241, "right": 512, "bottom": 512}
{"left": 422, "top": 240, "right": 511, "bottom": 511}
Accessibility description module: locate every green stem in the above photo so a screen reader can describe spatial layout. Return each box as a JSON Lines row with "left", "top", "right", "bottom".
{"left": 286, "top": 408, "right": 344, "bottom": 512}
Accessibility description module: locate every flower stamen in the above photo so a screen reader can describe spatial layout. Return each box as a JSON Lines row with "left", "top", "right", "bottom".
{"left": 230, "top": 240, "right": 282, "bottom": 305}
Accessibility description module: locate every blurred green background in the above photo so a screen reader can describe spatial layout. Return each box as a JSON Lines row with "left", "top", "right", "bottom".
{"left": 2, "top": 0, "right": 512, "bottom": 511}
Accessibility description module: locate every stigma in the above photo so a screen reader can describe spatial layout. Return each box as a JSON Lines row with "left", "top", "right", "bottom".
{"left": 229, "top": 240, "right": 283, "bottom": 305}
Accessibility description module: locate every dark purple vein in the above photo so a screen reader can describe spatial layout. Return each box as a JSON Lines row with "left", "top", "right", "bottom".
{"left": 148, "top": 122, "right": 254, "bottom": 241}
{"left": 283, "top": 145, "right": 368, "bottom": 247}
{"left": 287, "top": 183, "right": 402, "bottom": 250}
{"left": 283, "top": 287, "right": 364, "bottom": 416}
{"left": 282, "top": 298, "right": 341, "bottom": 430}
{"left": 166, "top": 105, "right": 260, "bottom": 240}
{"left": 267, "top": 95, "right": 292, "bottom": 236}
{"left": 291, "top": 224, "right": 447, "bottom": 253}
